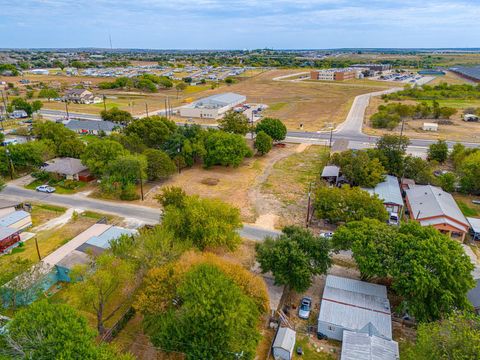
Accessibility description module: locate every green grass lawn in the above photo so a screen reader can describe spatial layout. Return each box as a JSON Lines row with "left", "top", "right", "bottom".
{"left": 79, "top": 134, "right": 100, "bottom": 143}
{"left": 31, "top": 203, "right": 67, "bottom": 227}
{"left": 424, "top": 99, "right": 480, "bottom": 109}
{"left": 294, "top": 336, "right": 336, "bottom": 360}
{"left": 268, "top": 102, "right": 288, "bottom": 111}
{"left": 457, "top": 200, "right": 479, "bottom": 217}
{"left": 93, "top": 101, "right": 121, "bottom": 109}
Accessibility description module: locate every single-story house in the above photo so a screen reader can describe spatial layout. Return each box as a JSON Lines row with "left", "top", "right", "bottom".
{"left": 321, "top": 165, "right": 341, "bottom": 185}
{"left": 65, "top": 119, "right": 121, "bottom": 136}
{"left": 272, "top": 327, "right": 296, "bottom": 360}
{"left": 0, "top": 211, "right": 32, "bottom": 231}
{"left": 42, "top": 157, "right": 90, "bottom": 181}
{"left": 10, "top": 110, "right": 28, "bottom": 119}
{"left": 63, "top": 89, "right": 101, "bottom": 104}
{"left": 405, "top": 185, "right": 469, "bottom": 241}
{"left": 364, "top": 175, "right": 403, "bottom": 215}
{"left": 467, "top": 279, "right": 480, "bottom": 315}
{"left": 0, "top": 227, "right": 21, "bottom": 254}
{"left": 318, "top": 275, "right": 393, "bottom": 341}
{"left": 341, "top": 331, "right": 399, "bottom": 360}
{"left": 468, "top": 217, "right": 480, "bottom": 241}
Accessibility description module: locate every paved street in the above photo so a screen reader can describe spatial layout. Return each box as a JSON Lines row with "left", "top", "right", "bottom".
{"left": 0, "top": 185, "right": 281, "bottom": 241}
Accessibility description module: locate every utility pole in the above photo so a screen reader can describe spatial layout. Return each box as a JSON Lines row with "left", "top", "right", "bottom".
{"left": 34, "top": 237, "right": 42, "bottom": 261}
{"left": 306, "top": 182, "right": 313, "bottom": 228}
{"left": 139, "top": 167, "right": 144, "bottom": 201}
{"left": 103, "top": 95, "right": 107, "bottom": 112}
{"left": 164, "top": 98, "right": 168, "bottom": 118}
{"left": 145, "top": 103, "right": 149, "bottom": 118}
{"left": 250, "top": 111, "right": 254, "bottom": 140}
{"left": 65, "top": 101, "right": 70, "bottom": 120}
{"left": 5, "top": 148, "right": 13, "bottom": 180}
{"left": 329, "top": 127, "right": 334, "bottom": 148}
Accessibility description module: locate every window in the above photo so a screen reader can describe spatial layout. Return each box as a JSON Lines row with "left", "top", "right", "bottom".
{"left": 328, "top": 325, "right": 335, "bottom": 332}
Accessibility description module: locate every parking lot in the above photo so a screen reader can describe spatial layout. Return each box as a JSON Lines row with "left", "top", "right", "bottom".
{"left": 234, "top": 103, "right": 268, "bottom": 123}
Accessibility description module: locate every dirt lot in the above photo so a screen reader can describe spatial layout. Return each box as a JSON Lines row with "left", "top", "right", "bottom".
{"left": 363, "top": 96, "right": 480, "bottom": 142}
{"left": 141, "top": 143, "right": 297, "bottom": 223}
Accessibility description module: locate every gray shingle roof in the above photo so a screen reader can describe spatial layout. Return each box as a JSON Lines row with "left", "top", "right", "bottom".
{"left": 65, "top": 119, "right": 121, "bottom": 132}
{"left": 42, "top": 157, "right": 88, "bottom": 176}
{"left": 406, "top": 185, "right": 468, "bottom": 228}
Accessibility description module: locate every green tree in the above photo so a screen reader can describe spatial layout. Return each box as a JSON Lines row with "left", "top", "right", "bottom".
{"left": 403, "top": 313, "right": 480, "bottom": 360}
{"left": 403, "top": 155, "right": 433, "bottom": 184}
{"left": 101, "top": 154, "right": 146, "bottom": 200}
{"left": 254, "top": 130, "right": 273, "bottom": 155}
{"left": 125, "top": 116, "right": 176, "bottom": 149}
{"left": 162, "top": 193, "right": 242, "bottom": 250}
{"left": 34, "top": 121, "right": 85, "bottom": 158}
{"left": 38, "top": 88, "right": 59, "bottom": 101}
{"left": 142, "top": 264, "right": 261, "bottom": 360}
{"left": 81, "top": 139, "right": 127, "bottom": 176}
{"left": 256, "top": 226, "right": 331, "bottom": 292}
{"left": 69, "top": 254, "right": 135, "bottom": 335}
{"left": 255, "top": 117, "right": 287, "bottom": 142}
{"left": 313, "top": 185, "right": 388, "bottom": 224}
{"left": 10, "top": 98, "right": 33, "bottom": 116}
{"left": 156, "top": 186, "right": 187, "bottom": 208}
{"left": 144, "top": 148, "right": 176, "bottom": 181}
{"left": 58, "top": 137, "right": 86, "bottom": 158}
{"left": 175, "top": 82, "right": 187, "bottom": 98}
{"left": 31, "top": 100, "right": 43, "bottom": 113}
{"left": 100, "top": 107, "right": 134, "bottom": 125}
{"left": 330, "top": 150, "right": 385, "bottom": 187}
{"left": 375, "top": 134, "right": 410, "bottom": 176}
{"left": 428, "top": 140, "right": 449, "bottom": 163}
{"left": 218, "top": 110, "right": 250, "bottom": 135}
{"left": 203, "top": 130, "right": 252, "bottom": 168}
{"left": 0, "top": 300, "right": 130, "bottom": 360}
{"left": 438, "top": 172, "right": 456, "bottom": 192}
{"left": 459, "top": 151, "right": 480, "bottom": 195}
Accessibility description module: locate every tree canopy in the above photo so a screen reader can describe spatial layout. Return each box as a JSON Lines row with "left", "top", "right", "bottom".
{"left": 254, "top": 130, "right": 273, "bottom": 155}
{"left": 203, "top": 130, "right": 252, "bottom": 168}
{"left": 374, "top": 134, "right": 410, "bottom": 176}
{"left": 143, "top": 148, "right": 176, "bottom": 181}
{"left": 218, "top": 110, "right": 250, "bottom": 135}
{"left": 100, "top": 107, "right": 134, "bottom": 125}
{"left": 255, "top": 117, "right": 287, "bottom": 141}
{"left": 256, "top": 226, "right": 331, "bottom": 292}
{"left": 428, "top": 140, "right": 449, "bottom": 163}
{"left": 125, "top": 116, "right": 177, "bottom": 149}
{"left": 81, "top": 139, "right": 127, "bottom": 176}
{"left": 330, "top": 150, "right": 385, "bottom": 187}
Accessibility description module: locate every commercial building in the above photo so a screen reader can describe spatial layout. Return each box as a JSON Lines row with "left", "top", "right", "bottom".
{"left": 341, "top": 331, "right": 399, "bottom": 360}
{"left": 351, "top": 64, "right": 392, "bottom": 72}
{"left": 364, "top": 175, "right": 403, "bottom": 216}
{"left": 310, "top": 69, "right": 359, "bottom": 81}
{"left": 63, "top": 89, "right": 102, "bottom": 104}
{"left": 449, "top": 66, "right": 480, "bottom": 82}
{"left": 317, "top": 275, "right": 393, "bottom": 342}
{"left": 179, "top": 92, "right": 246, "bottom": 119}
{"left": 405, "top": 185, "right": 469, "bottom": 241}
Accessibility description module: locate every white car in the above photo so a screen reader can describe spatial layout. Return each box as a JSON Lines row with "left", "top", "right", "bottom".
{"left": 319, "top": 232, "right": 334, "bottom": 239}
{"left": 36, "top": 185, "right": 56, "bottom": 193}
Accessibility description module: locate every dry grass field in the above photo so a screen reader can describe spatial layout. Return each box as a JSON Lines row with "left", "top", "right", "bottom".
{"left": 364, "top": 95, "right": 480, "bottom": 142}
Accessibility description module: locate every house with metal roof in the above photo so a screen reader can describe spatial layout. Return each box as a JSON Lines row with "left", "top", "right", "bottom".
{"left": 468, "top": 279, "right": 480, "bottom": 315}
{"left": 468, "top": 217, "right": 480, "bottom": 241}
{"left": 65, "top": 119, "right": 121, "bottom": 135}
{"left": 405, "top": 185, "right": 469, "bottom": 241}
{"left": 364, "top": 175, "right": 403, "bottom": 215}
{"left": 341, "top": 331, "right": 399, "bottom": 360}
{"left": 272, "top": 327, "right": 296, "bottom": 360}
{"left": 317, "top": 275, "right": 393, "bottom": 342}
{"left": 321, "top": 165, "right": 341, "bottom": 185}
{"left": 179, "top": 92, "right": 246, "bottom": 119}
{"left": 0, "top": 210, "right": 32, "bottom": 231}
{"left": 42, "top": 157, "right": 89, "bottom": 181}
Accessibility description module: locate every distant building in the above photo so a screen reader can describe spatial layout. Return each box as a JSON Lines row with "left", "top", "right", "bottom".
{"left": 351, "top": 64, "right": 392, "bottom": 72}
{"left": 65, "top": 119, "right": 121, "bottom": 135}
{"left": 317, "top": 275, "right": 393, "bottom": 341}
{"left": 179, "top": 92, "right": 246, "bottom": 119}
{"left": 310, "top": 69, "right": 359, "bottom": 81}
{"left": 449, "top": 66, "right": 480, "bottom": 82}
{"left": 29, "top": 69, "right": 49, "bottom": 75}
{"left": 63, "top": 89, "right": 101, "bottom": 104}
{"left": 418, "top": 69, "right": 446, "bottom": 76}
{"left": 463, "top": 114, "right": 479, "bottom": 122}
{"left": 10, "top": 110, "right": 28, "bottom": 119}
{"left": 341, "top": 331, "right": 399, "bottom": 360}
{"left": 405, "top": 185, "right": 469, "bottom": 241}
{"left": 422, "top": 122, "right": 438, "bottom": 132}
{"left": 42, "top": 157, "right": 90, "bottom": 181}
{"left": 272, "top": 327, "right": 296, "bottom": 360}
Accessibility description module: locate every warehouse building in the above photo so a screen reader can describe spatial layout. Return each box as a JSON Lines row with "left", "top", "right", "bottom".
{"left": 317, "top": 275, "right": 393, "bottom": 341}
{"left": 449, "top": 66, "right": 480, "bottom": 82}
{"left": 179, "top": 92, "right": 246, "bottom": 119}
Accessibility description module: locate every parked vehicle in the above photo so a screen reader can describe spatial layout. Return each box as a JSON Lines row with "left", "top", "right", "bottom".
{"left": 319, "top": 232, "right": 334, "bottom": 239}
{"left": 388, "top": 212, "right": 399, "bottom": 226}
{"left": 35, "top": 185, "right": 56, "bottom": 193}
{"left": 298, "top": 297, "right": 312, "bottom": 319}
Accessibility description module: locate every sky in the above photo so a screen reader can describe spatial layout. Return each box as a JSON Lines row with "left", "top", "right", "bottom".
{"left": 1, "top": 0, "right": 480, "bottom": 49}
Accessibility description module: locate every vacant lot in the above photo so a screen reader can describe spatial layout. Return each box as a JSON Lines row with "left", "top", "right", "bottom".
{"left": 364, "top": 96, "right": 480, "bottom": 142}
{"left": 429, "top": 71, "right": 476, "bottom": 85}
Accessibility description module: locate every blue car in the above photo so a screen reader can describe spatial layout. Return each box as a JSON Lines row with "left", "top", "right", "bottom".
{"left": 298, "top": 297, "right": 312, "bottom": 319}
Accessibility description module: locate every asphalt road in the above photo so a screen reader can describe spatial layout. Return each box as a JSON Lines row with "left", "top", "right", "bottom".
{"left": 0, "top": 185, "right": 281, "bottom": 241}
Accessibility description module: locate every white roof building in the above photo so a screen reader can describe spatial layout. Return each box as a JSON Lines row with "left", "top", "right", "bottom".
{"left": 179, "top": 92, "right": 246, "bottom": 119}
{"left": 272, "top": 327, "right": 296, "bottom": 360}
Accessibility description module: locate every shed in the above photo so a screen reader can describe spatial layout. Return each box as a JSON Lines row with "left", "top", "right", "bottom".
{"left": 321, "top": 165, "right": 341, "bottom": 185}
{"left": 463, "top": 114, "right": 479, "bottom": 122}
{"left": 422, "top": 122, "right": 438, "bottom": 131}
{"left": 272, "top": 327, "right": 296, "bottom": 360}
{"left": 0, "top": 211, "right": 32, "bottom": 231}
{"left": 341, "top": 331, "right": 399, "bottom": 360}
{"left": 468, "top": 217, "right": 480, "bottom": 241}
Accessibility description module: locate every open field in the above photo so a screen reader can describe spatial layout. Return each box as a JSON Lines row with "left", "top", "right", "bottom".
{"left": 363, "top": 96, "right": 480, "bottom": 142}
{"left": 31, "top": 203, "right": 67, "bottom": 227}
{"left": 428, "top": 71, "right": 477, "bottom": 85}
